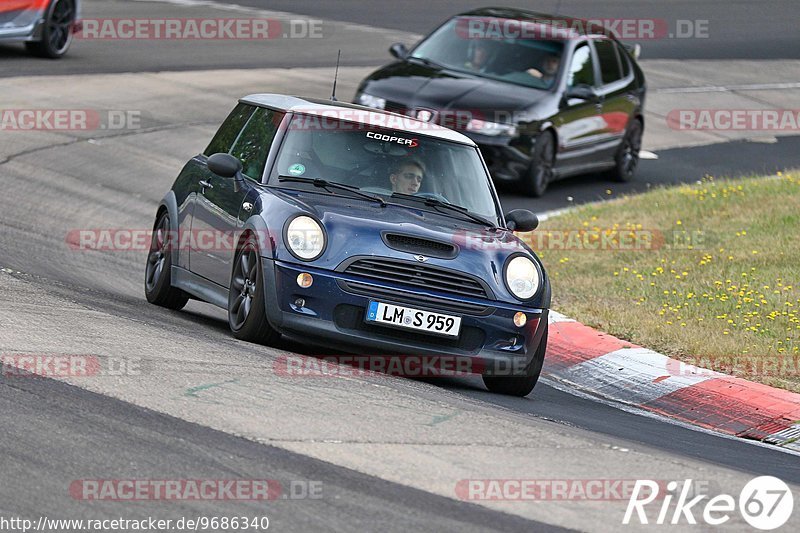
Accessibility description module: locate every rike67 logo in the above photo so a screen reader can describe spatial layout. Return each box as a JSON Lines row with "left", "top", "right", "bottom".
{"left": 624, "top": 476, "right": 794, "bottom": 529}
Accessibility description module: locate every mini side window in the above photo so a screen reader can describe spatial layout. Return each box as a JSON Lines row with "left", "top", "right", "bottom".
{"left": 229, "top": 108, "right": 282, "bottom": 181}
{"left": 204, "top": 103, "right": 254, "bottom": 156}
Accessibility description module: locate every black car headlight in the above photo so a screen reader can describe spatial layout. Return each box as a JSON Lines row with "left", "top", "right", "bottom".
{"left": 465, "top": 119, "right": 518, "bottom": 137}
{"left": 504, "top": 255, "right": 540, "bottom": 300}
{"left": 356, "top": 92, "right": 386, "bottom": 110}
{"left": 285, "top": 216, "right": 325, "bottom": 261}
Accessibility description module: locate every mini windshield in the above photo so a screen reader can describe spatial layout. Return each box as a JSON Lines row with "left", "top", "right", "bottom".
{"left": 410, "top": 17, "right": 565, "bottom": 90}
{"left": 270, "top": 113, "right": 500, "bottom": 221}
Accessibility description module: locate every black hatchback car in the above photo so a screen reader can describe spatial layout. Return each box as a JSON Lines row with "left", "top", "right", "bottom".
{"left": 355, "top": 8, "right": 646, "bottom": 196}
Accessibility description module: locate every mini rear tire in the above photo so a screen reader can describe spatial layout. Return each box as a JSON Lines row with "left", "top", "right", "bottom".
{"left": 144, "top": 212, "right": 189, "bottom": 310}
{"left": 483, "top": 324, "right": 547, "bottom": 397}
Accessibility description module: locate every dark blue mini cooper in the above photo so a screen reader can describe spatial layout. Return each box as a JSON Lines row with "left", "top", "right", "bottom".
{"left": 145, "top": 94, "right": 550, "bottom": 396}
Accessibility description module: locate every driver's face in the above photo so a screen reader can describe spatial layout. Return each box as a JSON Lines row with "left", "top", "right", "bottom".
{"left": 543, "top": 55, "right": 560, "bottom": 76}
{"left": 390, "top": 165, "right": 423, "bottom": 194}
{"left": 472, "top": 44, "right": 489, "bottom": 67}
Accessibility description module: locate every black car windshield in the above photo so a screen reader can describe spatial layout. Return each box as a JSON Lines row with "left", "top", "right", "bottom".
{"left": 270, "top": 113, "right": 500, "bottom": 221}
{"left": 410, "top": 17, "right": 565, "bottom": 90}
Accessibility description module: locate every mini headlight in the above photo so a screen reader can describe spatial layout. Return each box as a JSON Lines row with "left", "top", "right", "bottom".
{"left": 357, "top": 92, "right": 386, "bottom": 110}
{"left": 465, "top": 119, "right": 518, "bottom": 137}
{"left": 286, "top": 216, "right": 325, "bottom": 260}
{"left": 505, "top": 256, "right": 540, "bottom": 300}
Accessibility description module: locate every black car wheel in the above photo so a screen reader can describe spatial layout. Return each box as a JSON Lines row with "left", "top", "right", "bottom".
{"left": 483, "top": 324, "right": 547, "bottom": 397}
{"left": 145, "top": 212, "right": 189, "bottom": 310}
{"left": 228, "top": 235, "right": 279, "bottom": 344}
{"left": 26, "top": 0, "right": 75, "bottom": 58}
{"left": 522, "top": 131, "right": 555, "bottom": 197}
{"left": 611, "top": 119, "right": 643, "bottom": 182}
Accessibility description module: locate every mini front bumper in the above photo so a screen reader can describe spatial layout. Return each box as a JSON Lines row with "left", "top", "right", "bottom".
{"left": 260, "top": 258, "right": 548, "bottom": 373}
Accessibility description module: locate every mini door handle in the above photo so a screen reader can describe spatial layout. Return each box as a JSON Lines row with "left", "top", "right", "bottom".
{"left": 242, "top": 202, "right": 253, "bottom": 212}
{"left": 199, "top": 180, "right": 213, "bottom": 190}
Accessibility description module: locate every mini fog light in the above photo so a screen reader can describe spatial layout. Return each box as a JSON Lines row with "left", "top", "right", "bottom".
{"left": 294, "top": 298, "right": 306, "bottom": 308}
{"left": 297, "top": 273, "right": 313, "bottom": 288}
{"left": 513, "top": 312, "right": 527, "bottom": 328}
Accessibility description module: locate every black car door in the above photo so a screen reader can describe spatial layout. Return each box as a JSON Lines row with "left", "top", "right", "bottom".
{"left": 554, "top": 41, "right": 608, "bottom": 170}
{"left": 592, "top": 38, "right": 637, "bottom": 159}
{"left": 189, "top": 106, "right": 280, "bottom": 287}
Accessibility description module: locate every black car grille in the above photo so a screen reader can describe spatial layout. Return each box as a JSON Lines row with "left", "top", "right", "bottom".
{"left": 383, "top": 233, "right": 458, "bottom": 259}
{"left": 342, "top": 258, "right": 489, "bottom": 299}
{"left": 384, "top": 101, "right": 409, "bottom": 115}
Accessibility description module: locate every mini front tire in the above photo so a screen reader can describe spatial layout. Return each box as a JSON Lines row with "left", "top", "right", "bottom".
{"left": 483, "top": 324, "right": 547, "bottom": 397}
{"left": 228, "top": 235, "right": 280, "bottom": 345}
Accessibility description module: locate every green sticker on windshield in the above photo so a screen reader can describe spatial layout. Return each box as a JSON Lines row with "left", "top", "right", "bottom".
{"left": 288, "top": 163, "right": 306, "bottom": 176}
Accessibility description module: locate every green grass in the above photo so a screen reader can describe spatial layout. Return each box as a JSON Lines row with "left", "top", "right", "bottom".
{"left": 529, "top": 171, "right": 800, "bottom": 392}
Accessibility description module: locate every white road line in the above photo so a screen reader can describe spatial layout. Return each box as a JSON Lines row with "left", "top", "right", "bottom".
{"left": 130, "top": 0, "right": 421, "bottom": 41}
{"left": 656, "top": 81, "right": 800, "bottom": 94}
{"left": 540, "top": 376, "right": 800, "bottom": 457}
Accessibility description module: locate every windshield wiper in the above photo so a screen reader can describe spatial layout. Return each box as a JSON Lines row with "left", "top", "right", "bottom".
{"left": 277, "top": 176, "right": 387, "bottom": 207}
{"left": 390, "top": 193, "right": 497, "bottom": 230}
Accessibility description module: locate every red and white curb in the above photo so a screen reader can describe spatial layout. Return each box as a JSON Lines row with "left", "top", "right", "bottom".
{"left": 544, "top": 311, "right": 800, "bottom": 451}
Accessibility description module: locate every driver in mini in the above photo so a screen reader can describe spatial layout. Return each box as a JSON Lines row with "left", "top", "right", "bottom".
{"left": 389, "top": 158, "right": 425, "bottom": 194}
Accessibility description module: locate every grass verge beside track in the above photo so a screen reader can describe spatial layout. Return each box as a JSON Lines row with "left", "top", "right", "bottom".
{"left": 532, "top": 171, "right": 800, "bottom": 392}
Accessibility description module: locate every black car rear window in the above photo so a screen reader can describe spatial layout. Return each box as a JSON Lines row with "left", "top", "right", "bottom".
{"left": 617, "top": 42, "right": 632, "bottom": 78}
{"left": 594, "top": 39, "right": 623, "bottom": 85}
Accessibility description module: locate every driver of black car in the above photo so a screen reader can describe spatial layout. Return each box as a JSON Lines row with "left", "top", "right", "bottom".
{"left": 464, "top": 40, "right": 496, "bottom": 73}
{"left": 389, "top": 158, "right": 425, "bottom": 195}
{"left": 526, "top": 53, "right": 560, "bottom": 85}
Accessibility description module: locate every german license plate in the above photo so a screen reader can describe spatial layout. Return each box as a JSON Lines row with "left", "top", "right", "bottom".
{"left": 365, "top": 301, "right": 461, "bottom": 337}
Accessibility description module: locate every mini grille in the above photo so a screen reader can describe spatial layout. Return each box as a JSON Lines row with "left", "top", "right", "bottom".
{"left": 344, "top": 258, "right": 488, "bottom": 299}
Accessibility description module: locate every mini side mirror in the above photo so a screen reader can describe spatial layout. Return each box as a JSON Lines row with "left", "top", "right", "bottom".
{"left": 505, "top": 209, "right": 539, "bottom": 232}
{"left": 207, "top": 153, "right": 242, "bottom": 179}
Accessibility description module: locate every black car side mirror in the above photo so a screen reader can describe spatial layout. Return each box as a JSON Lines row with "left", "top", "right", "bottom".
{"left": 564, "top": 85, "right": 597, "bottom": 101}
{"left": 389, "top": 43, "right": 409, "bottom": 60}
{"left": 207, "top": 153, "right": 245, "bottom": 192}
{"left": 505, "top": 209, "right": 539, "bottom": 232}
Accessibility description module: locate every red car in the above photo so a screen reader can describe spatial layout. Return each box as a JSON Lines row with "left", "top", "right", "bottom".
{"left": 0, "top": 0, "right": 81, "bottom": 58}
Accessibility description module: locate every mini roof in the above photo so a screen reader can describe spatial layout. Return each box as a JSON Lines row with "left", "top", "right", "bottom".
{"left": 239, "top": 94, "right": 477, "bottom": 146}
